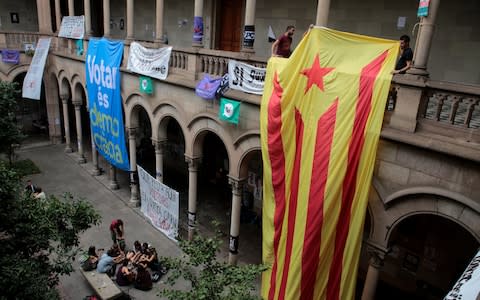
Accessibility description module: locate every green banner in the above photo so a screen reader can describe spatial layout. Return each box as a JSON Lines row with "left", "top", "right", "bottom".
{"left": 139, "top": 76, "right": 153, "bottom": 94}
{"left": 219, "top": 97, "right": 241, "bottom": 124}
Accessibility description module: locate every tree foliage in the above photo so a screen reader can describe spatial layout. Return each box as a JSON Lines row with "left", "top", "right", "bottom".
{"left": 0, "top": 81, "right": 25, "bottom": 164}
{"left": 0, "top": 161, "right": 101, "bottom": 300}
{"left": 160, "top": 222, "right": 267, "bottom": 300}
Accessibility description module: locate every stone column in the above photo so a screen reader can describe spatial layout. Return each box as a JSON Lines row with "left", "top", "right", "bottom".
{"left": 90, "top": 131, "right": 101, "bottom": 175}
{"left": 228, "top": 178, "right": 243, "bottom": 265}
{"left": 360, "top": 245, "right": 388, "bottom": 300}
{"left": 154, "top": 140, "right": 165, "bottom": 182}
{"left": 315, "top": 0, "right": 331, "bottom": 27}
{"left": 73, "top": 102, "right": 86, "bottom": 163}
{"left": 84, "top": 0, "right": 92, "bottom": 36}
{"left": 68, "top": 0, "right": 75, "bottom": 51}
{"left": 242, "top": 0, "right": 256, "bottom": 51}
{"left": 128, "top": 128, "right": 140, "bottom": 207}
{"left": 186, "top": 156, "right": 200, "bottom": 240}
{"left": 103, "top": 0, "right": 111, "bottom": 37}
{"left": 55, "top": 0, "right": 62, "bottom": 33}
{"left": 408, "top": 0, "right": 441, "bottom": 77}
{"left": 126, "top": 0, "right": 134, "bottom": 40}
{"left": 155, "top": 0, "right": 165, "bottom": 43}
{"left": 192, "top": 0, "right": 204, "bottom": 46}
{"left": 109, "top": 164, "right": 119, "bottom": 190}
{"left": 61, "top": 96, "right": 73, "bottom": 153}
{"left": 36, "top": 0, "right": 53, "bottom": 34}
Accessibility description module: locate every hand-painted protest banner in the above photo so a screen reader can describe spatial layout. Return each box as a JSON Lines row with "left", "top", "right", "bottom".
{"left": 85, "top": 38, "right": 130, "bottom": 171}
{"left": 127, "top": 42, "right": 172, "bottom": 80}
{"left": 22, "top": 38, "right": 51, "bottom": 100}
{"left": 58, "top": 15, "right": 85, "bottom": 39}
{"left": 228, "top": 59, "right": 266, "bottom": 95}
{"left": 444, "top": 249, "right": 480, "bottom": 300}
{"left": 138, "top": 165, "right": 179, "bottom": 241}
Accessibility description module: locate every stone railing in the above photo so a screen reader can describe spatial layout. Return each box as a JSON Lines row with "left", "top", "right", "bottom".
{"left": 0, "top": 31, "right": 42, "bottom": 50}
{"left": 420, "top": 82, "right": 480, "bottom": 129}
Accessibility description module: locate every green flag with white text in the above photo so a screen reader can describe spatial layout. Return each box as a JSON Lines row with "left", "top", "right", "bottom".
{"left": 139, "top": 76, "right": 153, "bottom": 94}
{"left": 219, "top": 97, "right": 241, "bottom": 124}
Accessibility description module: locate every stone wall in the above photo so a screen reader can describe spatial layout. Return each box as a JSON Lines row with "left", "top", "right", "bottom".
{"left": 0, "top": 0, "right": 38, "bottom": 32}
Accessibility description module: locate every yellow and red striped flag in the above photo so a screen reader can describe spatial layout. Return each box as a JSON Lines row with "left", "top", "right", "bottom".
{"left": 260, "top": 27, "right": 399, "bottom": 300}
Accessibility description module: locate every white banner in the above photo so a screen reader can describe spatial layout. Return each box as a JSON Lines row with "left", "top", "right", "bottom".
{"left": 58, "top": 16, "right": 85, "bottom": 39}
{"left": 228, "top": 59, "right": 266, "bottom": 95}
{"left": 127, "top": 42, "right": 172, "bottom": 80}
{"left": 444, "top": 249, "right": 480, "bottom": 300}
{"left": 138, "top": 165, "right": 179, "bottom": 241}
{"left": 22, "top": 38, "right": 51, "bottom": 100}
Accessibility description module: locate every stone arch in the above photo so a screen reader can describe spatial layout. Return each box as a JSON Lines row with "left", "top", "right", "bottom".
{"left": 6, "top": 64, "right": 30, "bottom": 82}
{"left": 0, "top": 72, "right": 7, "bottom": 81}
{"left": 71, "top": 74, "right": 86, "bottom": 105}
{"left": 124, "top": 93, "right": 154, "bottom": 129}
{"left": 233, "top": 133, "right": 261, "bottom": 179}
{"left": 383, "top": 189, "right": 480, "bottom": 246}
{"left": 152, "top": 102, "right": 188, "bottom": 144}
{"left": 187, "top": 114, "right": 234, "bottom": 172}
{"left": 58, "top": 70, "right": 71, "bottom": 99}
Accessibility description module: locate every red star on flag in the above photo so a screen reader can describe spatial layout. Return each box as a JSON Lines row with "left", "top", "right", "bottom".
{"left": 300, "top": 54, "right": 334, "bottom": 94}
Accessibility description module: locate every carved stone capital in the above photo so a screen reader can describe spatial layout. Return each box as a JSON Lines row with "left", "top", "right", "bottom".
{"left": 73, "top": 101, "right": 82, "bottom": 109}
{"left": 365, "top": 241, "right": 389, "bottom": 269}
{"left": 60, "top": 95, "right": 69, "bottom": 104}
{"left": 154, "top": 140, "right": 167, "bottom": 153}
{"left": 128, "top": 128, "right": 137, "bottom": 139}
{"left": 228, "top": 177, "right": 245, "bottom": 195}
{"left": 185, "top": 156, "right": 201, "bottom": 171}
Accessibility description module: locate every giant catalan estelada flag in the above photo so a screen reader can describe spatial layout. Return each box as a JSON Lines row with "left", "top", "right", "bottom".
{"left": 261, "top": 27, "right": 399, "bottom": 300}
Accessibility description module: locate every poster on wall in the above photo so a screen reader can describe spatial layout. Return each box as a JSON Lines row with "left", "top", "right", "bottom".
{"left": 138, "top": 165, "right": 179, "bottom": 241}
{"left": 127, "top": 42, "right": 172, "bottom": 80}
{"left": 22, "top": 38, "right": 51, "bottom": 100}
{"left": 58, "top": 15, "right": 85, "bottom": 39}
{"left": 85, "top": 38, "right": 130, "bottom": 171}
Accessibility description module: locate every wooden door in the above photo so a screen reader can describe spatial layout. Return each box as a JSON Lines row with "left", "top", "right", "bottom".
{"left": 217, "top": 0, "right": 243, "bottom": 52}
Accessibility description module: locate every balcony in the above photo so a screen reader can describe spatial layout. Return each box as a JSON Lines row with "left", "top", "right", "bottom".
{"left": 1, "top": 31, "right": 479, "bottom": 161}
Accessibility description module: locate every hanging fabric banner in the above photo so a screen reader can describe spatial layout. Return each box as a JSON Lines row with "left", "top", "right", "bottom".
{"left": 58, "top": 15, "right": 85, "bottom": 39}
{"left": 127, "top": 42, "right": 172, "bottom": 80}
{"left": 1, "top": 49, "right": 20, "bottom": 64}
{"left": 138, "top": 165, "right": 179, "bottom": 242}
{"left": 139, "top": 76, "right": 153, "bottom": 94}
{"left": 261, "top": 27, "right": 398, "bottom": 300}
{"left": 444, "top": 249, "right": 480, "bottom": 300}
{"left": 195, "top": 74, "right": 222, "bottom": 99}
{"left": 219, "top": 97, "right": 241, "bottom": 124}
{"left": 22, "top": 38, "right": 51, "bottom": 100}
{"left": 76, "top": 39, "right": 84, "bottom": 56}
{"left": 85, "top": 38, "right": 130, "bottom": 171}
{"left": 228, "top": 59, "right": 266, "bottom": 95}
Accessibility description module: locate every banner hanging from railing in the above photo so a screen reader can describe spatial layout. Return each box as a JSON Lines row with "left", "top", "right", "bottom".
{"left": 228, "top": 59, "right": 266, "bottom": 95}
{"left": 138, "top": 165, "right": 179, "bottom": 241}
{"left": 85, "top": 38, "right": 130, "bottom": 171}
{"left": 58, "top": 15, "right": 85, "bottom": 39}
{"left": 22, "top": 38, "right": 51, "bottom": 100}
{"left": 127, "top": 42, "right": 172, "bottom": 80}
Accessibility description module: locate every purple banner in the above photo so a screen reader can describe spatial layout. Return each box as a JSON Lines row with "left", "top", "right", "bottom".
{"left": 1, "top": 49, "right": 20, "bottom": 64}
{"left": 195, "top": 74, "right": 222, "bottom": 99}
{"left": 193, "top": 16, "right": 204, "bottom": 43}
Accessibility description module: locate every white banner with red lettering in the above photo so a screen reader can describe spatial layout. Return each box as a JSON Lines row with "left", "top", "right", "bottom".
{"left": 138, "top": 165, "right": 179, "bottom": 241}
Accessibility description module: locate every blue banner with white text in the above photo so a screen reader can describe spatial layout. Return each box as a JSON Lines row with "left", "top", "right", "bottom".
{"left": 85, "top": 38, "right": 130, "bottom": 171}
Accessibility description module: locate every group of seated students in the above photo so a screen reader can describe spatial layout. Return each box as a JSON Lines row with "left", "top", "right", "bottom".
{"left": 86, "top": 240, "right": 162, "bottom": 291}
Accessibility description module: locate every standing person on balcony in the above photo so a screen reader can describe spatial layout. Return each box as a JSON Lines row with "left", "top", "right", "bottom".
{"left": 272, "top": 25, "right": 296, "bottom": 58}
{"left": 392, "top": 35, "right": 413, "bottom": 74}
